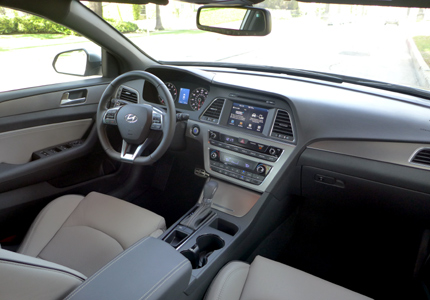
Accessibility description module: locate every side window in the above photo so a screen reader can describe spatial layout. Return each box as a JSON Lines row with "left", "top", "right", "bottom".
{"left": 0, "top": 7, "right": 102, "bottom": 93}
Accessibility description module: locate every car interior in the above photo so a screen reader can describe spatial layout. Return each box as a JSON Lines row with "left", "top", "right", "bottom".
{"left": 1, "top": 0, "right": 430, "bottom": 299}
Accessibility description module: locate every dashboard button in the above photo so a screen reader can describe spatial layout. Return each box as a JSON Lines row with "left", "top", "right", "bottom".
{"left": 251, "top": 179, "right": 262, "bottom": 185}
{"left": 240, "top": 149, "right": 250, "bottom": 155}
{"left": 255, "top": 175, "right": 265, "bottom": 181}
{"left": 244, "top": 177, "right": 252, "bottom": 183}
{"left": 230, "top": 173, "right": 239, "bottom": 179}
{"left": 257, "top": 153, "right": 267, "bottom": 159}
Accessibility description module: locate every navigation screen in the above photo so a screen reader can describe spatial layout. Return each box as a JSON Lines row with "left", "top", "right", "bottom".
{"left": 178, "top": 88, "right": 190, "bottom": 104}
{"left": 228, "top": 103, "right": 268, "bottom": 133}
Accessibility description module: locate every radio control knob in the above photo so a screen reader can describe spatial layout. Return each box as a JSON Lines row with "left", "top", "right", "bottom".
{"left": 210, "top": 151, "right": 219, "bottom": 160}
{"left": 256, "top": 165, "right": 266, "bottom": 174}
{"left": 269, "top": 148, "right": 276, "bottom": 155}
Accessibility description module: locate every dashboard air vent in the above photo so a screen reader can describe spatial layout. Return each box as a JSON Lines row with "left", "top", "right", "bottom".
{"left": 200, "top": 98, "right": 225, "bottom": 123}
{"left": 270, "top": 110, "right": 294, "bottom": 142}
{"left": 411, "top": 148, "right": 430, "bottom": 166}
{"left": 119, "top": 87, "right": 138, "bottom": 103}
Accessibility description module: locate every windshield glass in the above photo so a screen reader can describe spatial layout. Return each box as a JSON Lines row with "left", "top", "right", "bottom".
{"left": 92, "top": 1, "right": 430, "bottom": 91}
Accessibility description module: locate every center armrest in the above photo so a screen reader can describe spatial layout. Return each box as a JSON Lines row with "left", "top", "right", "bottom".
{"left": 65, "top": 237, "right": 191, "bottom": 300}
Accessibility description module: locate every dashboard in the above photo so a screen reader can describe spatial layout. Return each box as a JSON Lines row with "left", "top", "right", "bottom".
{"left": 118, "top": 65, "right": 430, "bottom": 196}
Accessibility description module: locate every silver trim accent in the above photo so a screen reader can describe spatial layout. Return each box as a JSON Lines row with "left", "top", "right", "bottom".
{"left": 120, "top": 140, "right": 148, "bottom": 161}
{"left": 60, "top": 92, "right": 86, "bottom": 106}
{"left": 409, "top": 147, "right": 430, "bottom": 168}
{"left": 194, "top": 168, "right": 210, "bottom": 178}
{"left": 269, "top": 109, "right": 295, "bottom": 143}
{"left": 308, "top": 141, "right": 430, "bottom": 171}
{"left": 199, "top": 98, "right": 226, "bottom": 124}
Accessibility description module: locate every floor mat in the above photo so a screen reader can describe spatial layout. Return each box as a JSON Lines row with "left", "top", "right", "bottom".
{"left": 251, "top": 197, "right": 427, "bottom": 300}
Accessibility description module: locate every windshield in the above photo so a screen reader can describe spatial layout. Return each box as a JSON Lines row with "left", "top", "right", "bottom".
{"left": 92, "top": 1, "right": 430, "bottom": 92}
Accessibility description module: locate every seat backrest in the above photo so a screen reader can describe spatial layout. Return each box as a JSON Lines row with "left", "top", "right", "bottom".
{"left": 0, "top": 248, "right": 86, "bottom": 300}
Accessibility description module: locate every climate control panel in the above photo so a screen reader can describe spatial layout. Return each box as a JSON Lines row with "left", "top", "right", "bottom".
{"left": 208, "top": 131, "right": 283, "bottom": 162}
{"left": 209, "top": 149, "right": 272, "bottom": 185}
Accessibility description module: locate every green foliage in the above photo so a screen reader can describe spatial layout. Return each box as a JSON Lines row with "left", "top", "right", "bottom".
{"left": 132, "top": 4, "right": 141, "bottom": 21}
{"left": 104, "top": 18, "right": 138, "bottom": 33}
{"left": 0, "top": 15, "right": 138, "bottom": 35}
{"left": 413, "top": 36, "right": 430, "bottom": 67}
{"left": 0, "top": 15, "right": 75, "bottom": 35}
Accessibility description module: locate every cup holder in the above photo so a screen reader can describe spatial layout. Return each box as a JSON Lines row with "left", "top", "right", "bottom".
{"left": 180, "top": 234, "right": 224, "bottom": 269}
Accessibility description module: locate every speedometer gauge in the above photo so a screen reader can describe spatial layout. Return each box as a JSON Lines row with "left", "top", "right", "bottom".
{"left": 158, "top": 82, "right": 177, "bottom": 105}
{"left": 190, "top": 87, "right": 209, "bottom": 111}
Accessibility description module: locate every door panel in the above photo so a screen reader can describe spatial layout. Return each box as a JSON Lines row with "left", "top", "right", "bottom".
{"left": 0, "top": 119, "right": 92, "bottom": 164}
{"left": 0, "top": 81, "right": 132, "bottom": 247}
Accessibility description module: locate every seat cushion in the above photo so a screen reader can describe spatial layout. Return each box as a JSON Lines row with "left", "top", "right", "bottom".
{"left": 18, "top": 192, "right": 166, "bottom": 277}
{"left": 0, "top": 249, "right": 85, "bottom": 300}
{"left": 205, "top": 256, "right": 372, "bottom": 300}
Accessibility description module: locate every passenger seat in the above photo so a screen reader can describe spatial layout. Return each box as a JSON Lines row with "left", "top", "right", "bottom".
{"left": 205, "top": 256, "right": 371, "bottom": 300}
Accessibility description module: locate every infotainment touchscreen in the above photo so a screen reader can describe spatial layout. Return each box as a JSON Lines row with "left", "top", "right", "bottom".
{"left": 228, "top": 103, "right": 268, "bottom": 133}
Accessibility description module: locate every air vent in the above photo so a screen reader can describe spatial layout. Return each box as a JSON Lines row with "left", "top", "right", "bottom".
{"left": 200, "top": 98, "right": 225, "bottom": 123}
{"left": 119, "top": 87, "right": 138, "bottom": 103}
{"left": 411, "top": 148, "right": 430, "bottom": 166}
{"left": 270, "top": 110, "right": 294, "bottom": 142}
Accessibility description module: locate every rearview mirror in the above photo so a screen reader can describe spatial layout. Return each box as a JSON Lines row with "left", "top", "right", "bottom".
{"left": 197, "top": 6, "right": 271, "bottom": 36}
{"left": 53, "top": 49, "right": 102, "bottom": 77}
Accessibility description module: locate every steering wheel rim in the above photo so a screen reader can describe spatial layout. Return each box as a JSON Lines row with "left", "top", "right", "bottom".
{"left": 96, "top": 70, "right": 176, "bottom": 165}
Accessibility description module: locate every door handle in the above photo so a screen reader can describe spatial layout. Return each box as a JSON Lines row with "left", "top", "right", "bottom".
{"left": 60, "top": 92, "right": 87, "bottom": 106}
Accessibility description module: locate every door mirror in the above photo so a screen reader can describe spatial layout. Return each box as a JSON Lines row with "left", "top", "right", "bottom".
{"left": 197, "top": 6, "right": 271, "bottom": 36}
{"left": 53, "top": 49, "right": 102, "bottom": 77}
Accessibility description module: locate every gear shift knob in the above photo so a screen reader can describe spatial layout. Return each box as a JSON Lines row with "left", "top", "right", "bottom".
{"left": 181, "top": 180, "right": 218, "bottom": 230}
{"left": 203, "top": 181, "right": 218, "bottom": 203}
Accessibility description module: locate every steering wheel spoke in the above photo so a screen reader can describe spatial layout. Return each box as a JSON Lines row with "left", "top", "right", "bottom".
{"left": 120, "top": 139, "right": 152, "bottom": 162}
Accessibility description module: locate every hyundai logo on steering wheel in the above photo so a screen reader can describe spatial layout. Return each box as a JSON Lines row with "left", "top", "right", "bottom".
{"left": 125, "top": 114, "right": 138, "bottom": 123}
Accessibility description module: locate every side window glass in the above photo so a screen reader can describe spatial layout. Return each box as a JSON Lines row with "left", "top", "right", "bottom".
{"left": 0, "top": 7, "right": 102, "bottom": 93}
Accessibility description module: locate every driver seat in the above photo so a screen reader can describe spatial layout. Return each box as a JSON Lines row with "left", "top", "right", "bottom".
{"left": 0, "top": 192, "right": 166, "bottom": 299}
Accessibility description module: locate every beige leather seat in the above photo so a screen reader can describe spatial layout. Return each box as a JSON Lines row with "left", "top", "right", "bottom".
{"left": 0, "top": 191, "right": 166, "bottom": 299}
{"left": 205, "top": 256, "right": 372, "bottom": 300}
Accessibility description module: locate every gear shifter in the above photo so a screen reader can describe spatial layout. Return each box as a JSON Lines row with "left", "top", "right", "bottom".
{"left": 181, "top": 180, "right": 218, "bottom": 230}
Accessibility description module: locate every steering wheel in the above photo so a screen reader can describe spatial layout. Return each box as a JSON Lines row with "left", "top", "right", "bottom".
{"left": 96, "top": 71, "right": 176, "bottom": 165}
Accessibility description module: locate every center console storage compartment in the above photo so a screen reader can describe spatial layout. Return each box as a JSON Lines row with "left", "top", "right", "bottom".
{"left": 209, "top": 218, "right": 238, "bottom": 236}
